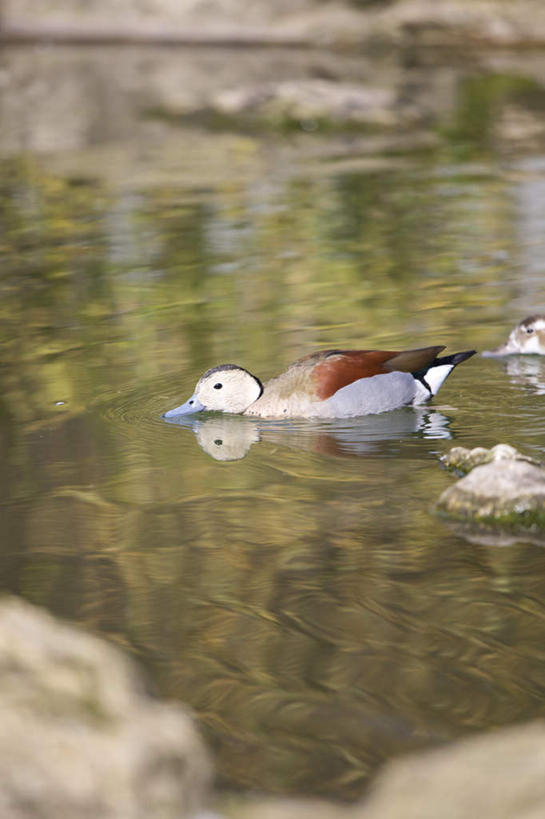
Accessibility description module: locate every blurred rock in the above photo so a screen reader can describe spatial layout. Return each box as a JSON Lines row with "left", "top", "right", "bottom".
{"left": 440, "top": 443, "right": 540, "bottom": 474}
{"left": 361, "top": 720, "right": 545, "bottom": 819}
{"left": 219, "top": 721, "right": 545, "bottom": 819}
{"left": 212, "top": 80, "right": 417, "bottom": 128}
{"left": 2, "top": 0, "right": 315, "bottom": 31}
{"left": 0, "top": 596, "right": 211, "bottom": 819}
{"left": 2, "top": 15, "right": 545, "bottom": 154}
{"left": 0, "top": 46, "right": 406, "bottom": 154}
{"left": 436, "top": 446, "right": 545, "bottom": 530}
{"left": 3, "top": 0, "right": 545, "bottom": 47}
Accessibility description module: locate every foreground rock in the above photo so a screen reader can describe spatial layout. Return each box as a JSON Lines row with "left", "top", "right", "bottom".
{"left": 435, "top": 444, "right": 545, "bottom": 534}
{"left": 361, "top": 720, "right": 545, "bottom": 819}
{"left": 0, "top": 596, "right": 211, "bottom": 819}
{"left": 220, "top": 721, "right": 545, "bottom": 819}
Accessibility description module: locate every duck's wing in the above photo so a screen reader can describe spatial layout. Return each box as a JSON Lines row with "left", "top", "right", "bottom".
{"left": 308, "top": 347, "right": 445, "bottom": 399}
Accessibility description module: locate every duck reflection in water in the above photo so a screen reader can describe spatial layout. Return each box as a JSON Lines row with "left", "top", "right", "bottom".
{"left": 499, "top": 356, "right": 545, "bottom": 396}
{"left": 163, "top": 408, "right": 453, "bottom": 461}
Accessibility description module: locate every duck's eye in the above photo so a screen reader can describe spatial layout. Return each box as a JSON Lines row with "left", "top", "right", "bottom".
{"left": 189, "top": 399, "right": 194, "bottom": 405}
{"left": 526, "top": 327, "right": 534, "bottom": 334}
{"left": 214, "top": 439, "right": 223, "bottom": 446}
{"left": 213, "top": 383, "right": 223, "bottom": 389}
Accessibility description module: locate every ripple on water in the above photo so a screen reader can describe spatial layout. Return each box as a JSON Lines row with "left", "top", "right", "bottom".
{"left": 93, "top": 378, "right": 177, "bottom": 438}
{"left": 94, "top": 355, "right": 545, "bottom": 466}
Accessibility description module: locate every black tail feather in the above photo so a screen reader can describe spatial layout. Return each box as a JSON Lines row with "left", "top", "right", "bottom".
{"left": 414, "top": 349, "right": 476, "bottom": 396}
{"left": 433, "top": 349, "right": 477, "bottom": 368}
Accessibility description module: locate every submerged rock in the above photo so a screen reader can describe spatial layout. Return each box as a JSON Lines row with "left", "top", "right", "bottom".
{"left": 0, "top": 596, "right": 211, "bottom": 819}
{"left": 436, "top": 445, "right": 545, "bottom": 532}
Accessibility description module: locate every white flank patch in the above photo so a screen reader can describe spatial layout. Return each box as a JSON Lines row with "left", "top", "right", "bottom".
{"left": 423, "top": 363, "right": 454, "bottom": 395}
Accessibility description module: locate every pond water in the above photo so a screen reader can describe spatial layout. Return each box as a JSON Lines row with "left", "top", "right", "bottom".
{"left": 1, "top": 45, "right": 545, "bottom": 803}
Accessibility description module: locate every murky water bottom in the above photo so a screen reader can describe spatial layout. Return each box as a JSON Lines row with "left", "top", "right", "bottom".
{"left": 1, "top": 47, "right": 545, "bottom": 799}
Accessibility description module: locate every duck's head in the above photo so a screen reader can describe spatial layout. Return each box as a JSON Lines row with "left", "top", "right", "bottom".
{"left": 162, "top": 364, "right": 263, "bottom": 417}
{"left": 483, "top": 315, "right": 545, "bottom": 357}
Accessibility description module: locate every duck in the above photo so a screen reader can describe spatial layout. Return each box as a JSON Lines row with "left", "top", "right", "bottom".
{"left": 163, "top": 345, "right": 476, "bottom": 420}
{"left": 483, "top": 315, "right": 545, "bottom": 356}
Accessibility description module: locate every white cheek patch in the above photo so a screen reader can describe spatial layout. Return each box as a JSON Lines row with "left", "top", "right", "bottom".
{"left": 531, "top": 318, "right": 545, "bottom": 331}
{"left": 523, "top": 333, "right": 544, "bottom": 354}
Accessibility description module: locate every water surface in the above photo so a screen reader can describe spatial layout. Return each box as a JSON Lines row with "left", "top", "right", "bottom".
{"left": 1, "top": 48, "right": 545, "bottom": 801}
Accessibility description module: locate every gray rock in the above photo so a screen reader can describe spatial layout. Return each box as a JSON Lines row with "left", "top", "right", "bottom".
{"left": 436, "top": 456, "right": 545, "bottom": 530}
{"left": 360, "top": 720, "right": 545, "bottom": 819}
{"left": 4, "top": 0, "right": 545, "bottom": 47}
{"left": 440, "top": 443, "right": 540, "bottom": 474}
{"left": 0, "top": 596, "right": 211, "bottom": 819}
{"left": 219, "top": 721, "right": 545, "bottom": 818}
{"left": 212, "top": 80, "right": 409, "bottom": 128}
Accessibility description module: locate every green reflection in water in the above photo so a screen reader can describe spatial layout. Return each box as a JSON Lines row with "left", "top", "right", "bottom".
{"left": 1, "top": 148, "right": 545, "bottom": 800}
{"left": 443, "top": 72, "right": 545, "bottom": 158}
